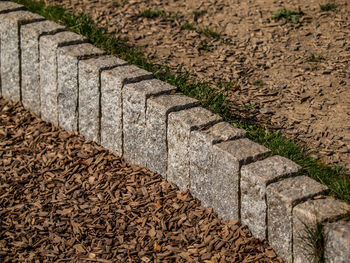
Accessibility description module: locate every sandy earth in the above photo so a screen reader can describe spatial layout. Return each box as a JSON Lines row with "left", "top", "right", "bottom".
{"left": 44, "top": 0, "right": 349, "bottom": 170}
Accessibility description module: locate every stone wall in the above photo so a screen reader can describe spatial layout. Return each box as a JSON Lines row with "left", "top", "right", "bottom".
{"left": 0, "top": 2, "right": 349, "bottom": 262}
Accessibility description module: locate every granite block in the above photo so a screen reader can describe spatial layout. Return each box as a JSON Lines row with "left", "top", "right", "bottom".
{"left": 211, "top": 138, "right": 270, "bottom": 220}
{"left": 100, "top": 65, "right": 153, "bottom": 156}
{"left": 293, "top": 198, "right": 349, "bottom": 263}
{"left": 145, "top": 94, "right": 199, "bottom": 177}
{"left": 266, "top": 176, "right": 328, "bottom": 262}
{"left": 324, "top": 220, "right": 350, "bottom": 263}
{"left": 241, "top": 156, "right": 300, "bottom": 240}
{"left": 167, "top": 107, "right": 222, "bottom": 191}
{"left": 40, "top": 31, "right": 87, "bottom": 125}
{"left": 122, "top": 79, "right": 175, "bottom": 166}
{"left": 0, "top": 2, "right": 24, "bottom": 14}
{"left": 78, "top": 55, "right": 126, "bottom": 143}
{"left": 57, "top": 43, "right": 104, "bottom": 131}
{"left": 189, "top": 122, "right": 246, "bottom": 207}
{"left": 0, "top": 11, "right": 43, "bottom": 100}
{"left": 21, "top": 20, "right": 64, "bottom": 116}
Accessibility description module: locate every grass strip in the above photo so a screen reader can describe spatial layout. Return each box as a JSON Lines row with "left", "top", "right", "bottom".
{"left": 11, "top": 0, "right": 350, "bottom": 205}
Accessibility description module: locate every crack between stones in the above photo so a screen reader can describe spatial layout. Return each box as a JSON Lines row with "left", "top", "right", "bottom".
{"left": 0, "top": 7, "right": 25, "bottom": 15}
{"left": 98, "top": 63, "right": 128, "bottom": 144}
{"left": 18, "top": 19, "right": 45, "bottom": 101}
{"left": 120, "top": 74, "right": 154, "bottom": 157}
{"left": 36, "top": 28, "right": 67, "bottom": 117}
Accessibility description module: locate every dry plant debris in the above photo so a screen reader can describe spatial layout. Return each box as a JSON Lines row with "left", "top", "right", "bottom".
{"left": 0, "top": 98, "right": 281, "bottom": 262}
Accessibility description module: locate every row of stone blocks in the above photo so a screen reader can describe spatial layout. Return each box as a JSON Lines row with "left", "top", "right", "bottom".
{"left": 0, "top": 2, "right": 349, "bottom": 262}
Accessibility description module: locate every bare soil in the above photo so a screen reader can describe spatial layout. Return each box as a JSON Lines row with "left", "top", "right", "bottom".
{"left": 46, "top": 0, "right": 350, "bottom": 170}
{"left": 0, "top": 98, "right": 281, "bottom": 262}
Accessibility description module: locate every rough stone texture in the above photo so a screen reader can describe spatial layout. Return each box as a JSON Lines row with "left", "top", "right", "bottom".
{"left": 40, "top": 31, "right": 87, "bottom": 125}
{"left": 293, "top": 197, "right": 349, "bottom": 263}
{"left": 57, "top": 43, "right": 104, "bottom": 132}
{"left": 211, "top": 138, "right": 270, "bottom": 221}
{"left": 122, "top": 79, "right": 175, "bottom": 166}
{"left": 100, "top": 65, "right": 153, "bottom": 156}
{"left": 0, "top": 11, "right": 43, "bottom": 101}
{"left": 266, "top": 176, "right": 328, "bottom": 263}
{"left": 78, "top": 55, "right": 126, "bottom": 143}
{"left": 189, "top": 122, "right": 246, "bottom": 207}
{"left": 0, "top": 2, "right": 24, "bottom": 13}
{"left": 241, "top": 156, "right": 301, "bottom": 240}
{"left": 21, "top": 20, "right": 64, "bottom": 116}
{"left": 324, "top": 220, "right": 350, "bottom": 263}
{"left": 167, "top": 107, "right": 222, "bottom": 191}
{"left": 145, "top": 94, "right": 199, "bottom": 177}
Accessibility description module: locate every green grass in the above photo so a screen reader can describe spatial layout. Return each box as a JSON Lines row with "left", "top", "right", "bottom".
{"left": 199, "top": 27, "right": 221, "bottom": 39}
{"left": 192, "top": 10, "right": 206, "bottom": 20}
{"left": 243, "top": 104, "right": 256, "bottom": 110}
{"left": 112, "top": 0, "right": 127, "bottom": 8}
{"left": 306, "top": 54, "right": 326, "bottom": 63}
{"left": 320, "top": 3, "right": 337, "bottom": 11}
{"left": 181, "top": 22, "right": 195, "bottom": 31}
{"left": 139, "top": 9, "right": 166, "bottom": 19}
{"left": 11, "top": 0, "right": 350, "bottom": 204}
{"left": 196, "top": 41, "right": 214, "bottom": 52}
{"left": 253, "top": 80, "right": 265, "bottom": 86}
{"left": 273, "top": 7, "right": 304, "bottom": 24}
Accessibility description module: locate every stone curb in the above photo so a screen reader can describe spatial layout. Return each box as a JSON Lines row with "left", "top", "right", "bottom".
{"left": 0, "top": 3, "right": 349, "bottom": 262}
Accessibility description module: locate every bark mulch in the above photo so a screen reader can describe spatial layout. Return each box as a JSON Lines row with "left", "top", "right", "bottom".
{"left": 0, "top": 98, "right": 281, "bottom": 262}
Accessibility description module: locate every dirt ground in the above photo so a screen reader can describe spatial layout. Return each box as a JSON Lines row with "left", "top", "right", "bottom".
{"left": 44, "top": 0, "right": 350, "bottom": 170}
{"left": 0, "top": 98, "right": 281, "bottom": 262}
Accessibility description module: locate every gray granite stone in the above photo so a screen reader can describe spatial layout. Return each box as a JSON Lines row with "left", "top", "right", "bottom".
{"left": 123, "top": 79, "right": 175, "bottom": 166}
{"left": 40, "top": 31, "right": 87, "bottom": 125}
{"left": 266, "top": 176, "right": 328, "bottom": 263}
{"left": 0, "top": 11, "right": 43, "bottom": 101}
{"left": 21, "top": 20, "right": 64, "bottom": 116}
{"left": 241, "top": 156, "right": 301, "bottom": 240}
{"left": 78, "top": 55, "right": 126, "bottom": 143}
{"left": 100, "top": 65, "right": 153, "bottom": 156}
{"left": 211, "top": 138, "right": 270, "bottom": 221}
{"left": 145, "top": 94, "right": 199, "bottom": 177}
{"left": 324, "top": 220, "right": 350, "bottom": 263}
{"left": 293, "top": 198, "right": 349, "bottom": 263}
{"left": 57, "top": 43, "right": 104, "bottom": 132}
{"left": 167, "top": 107, "right": 222, "bottom": 191}
{"left": 189, "top": 122, "right": 246, "bottom": 208}
{"left": 0, "top": 2, "right": 23, "bottom": 96}
{"left": 0, "top": 2, "right": 23, "bottom": 14}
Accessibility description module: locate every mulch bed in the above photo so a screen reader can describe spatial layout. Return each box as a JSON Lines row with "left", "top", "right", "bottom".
{"left": 0, "top": 97, "right": 281, "bottom": 262}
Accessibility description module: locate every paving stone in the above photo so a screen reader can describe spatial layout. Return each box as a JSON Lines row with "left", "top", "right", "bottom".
{"left": 40, "top": 31, "right": 87, "bottom": 125}
{"left": 293, "top": 197, "right": 349, "bottom": 263}
{"left": 100, "top": 65, "right": 153, "bottom": 156}
{"left": 78, "top": 55, "right": 126, "bottom": 143}
{"left": 21, "top": 20, "right": 64, "bottom": 116}
{"left": 122, "top": 79, "right": 175, "bottom": 166}
{"left": 0, "top": 1, "right": 24, "bottom": 93}
{"left": 324, "top": 220, "right": 350, "bottom": 263}
{"left": 0, "top": 11, "right": 43, "bottom": 101}
{"left": 266, "top": 176, "right": 328, "bottom": 262}
{"left": 145, "top": 94, "right": 199, "bottom": 177}
{"left": 57, "top": 43, "right": 104, "bottom": 131}
{"left": 241, "top": 156, "right": 301, "bottom": 240}
{"left": 167, "top": 107, "right": 222, "bottom": 191}
{"left": 211, "top": 138, "right": 270, "bottom": 221}
{"left": 189, "top": 122, "right": 246, "bottom": 208}
{"left": 0, "top": 2, "right": 24, "bottom": 14}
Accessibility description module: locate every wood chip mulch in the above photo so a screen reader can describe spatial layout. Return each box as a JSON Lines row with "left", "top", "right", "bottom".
{"left": 0, "top": 98, "right": 282, "bottom": 262}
